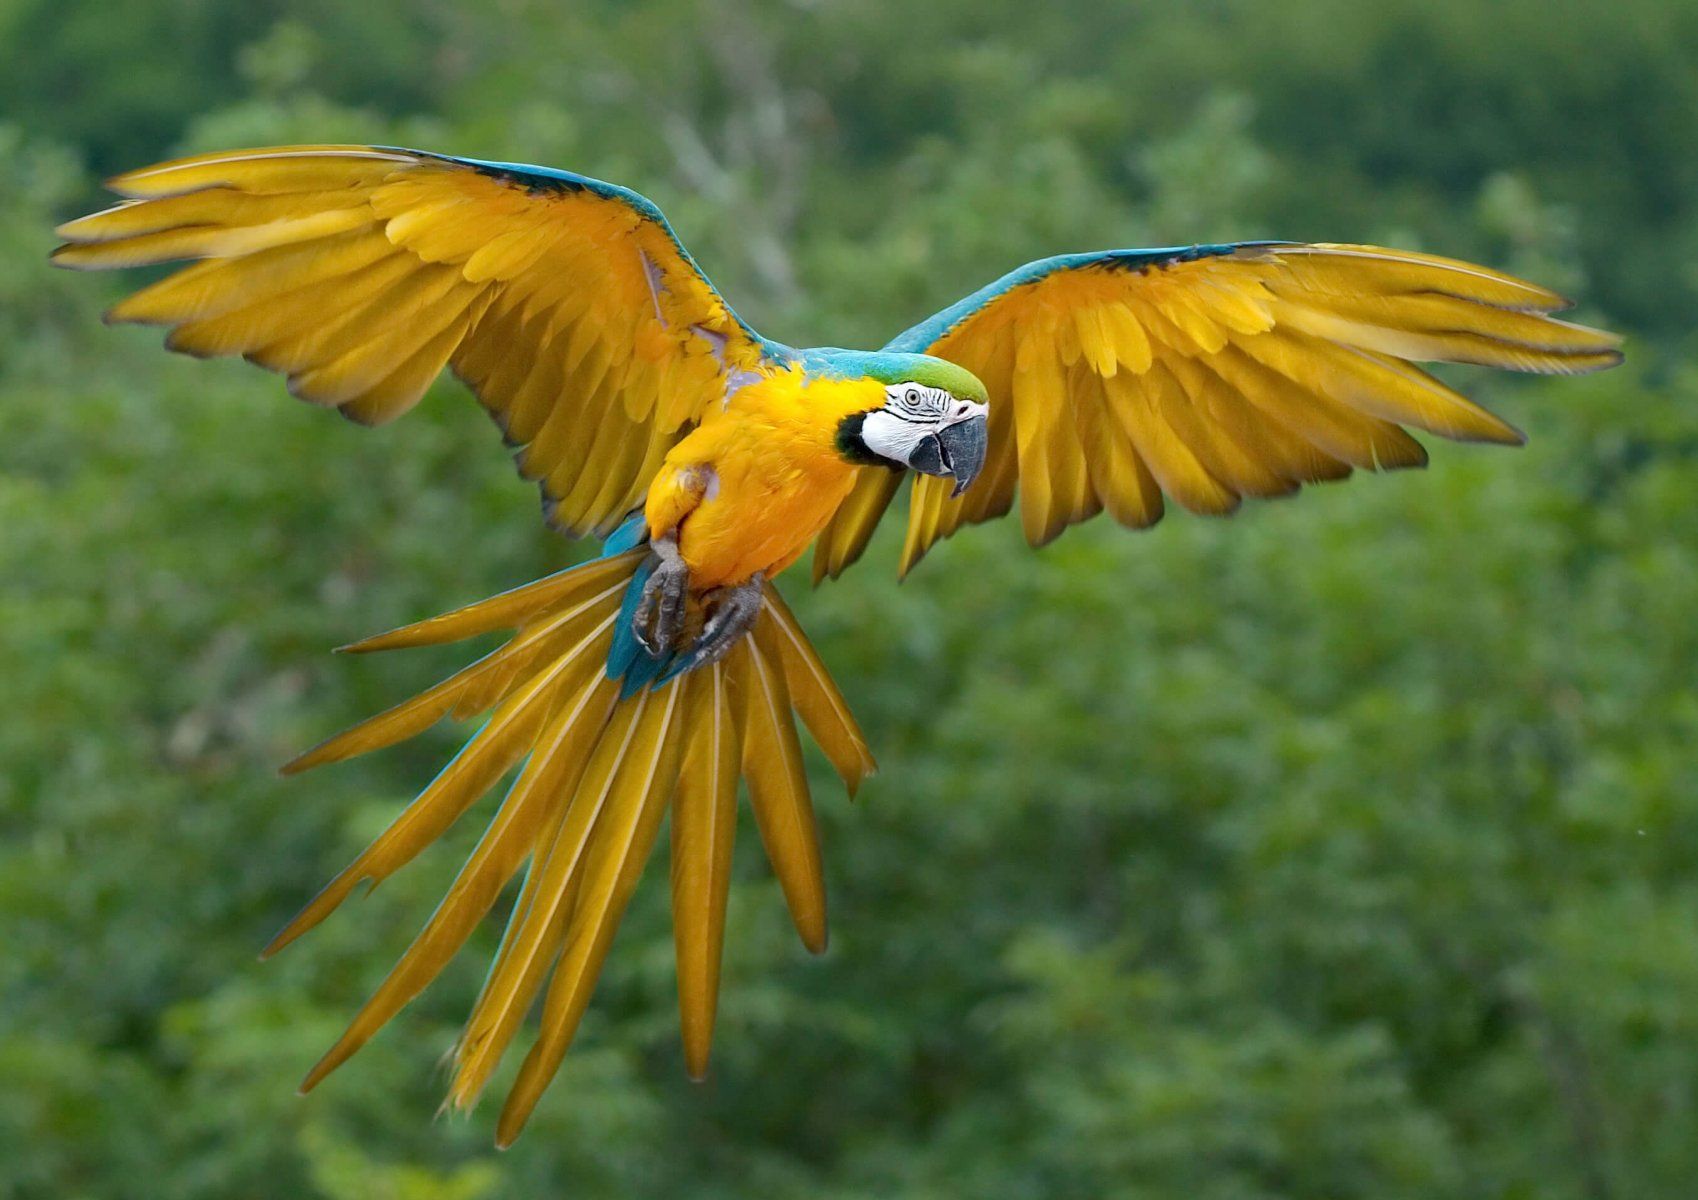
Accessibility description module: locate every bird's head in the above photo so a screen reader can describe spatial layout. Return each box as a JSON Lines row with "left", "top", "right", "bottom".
{"left": 836, "top": 354, "right": 989, "bottom": 497}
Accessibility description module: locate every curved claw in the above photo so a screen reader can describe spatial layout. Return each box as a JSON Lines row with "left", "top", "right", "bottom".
{"left": 633, "top": 550, "right": 691, "bottom": 656}
{"left": 691, "top": 572, "right": 765, "bottom": 668}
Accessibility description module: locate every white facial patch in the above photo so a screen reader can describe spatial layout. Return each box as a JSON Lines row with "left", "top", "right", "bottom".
{"left": 860, "top": 383, "right": 984, "bottom": 465}
{"left": 859, "top": 408, "right": 933, "bottom": 464}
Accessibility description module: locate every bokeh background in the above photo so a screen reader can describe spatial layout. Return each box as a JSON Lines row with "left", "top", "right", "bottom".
{"left": 4, "top": 1, "right": 1697, "bottom": 1196}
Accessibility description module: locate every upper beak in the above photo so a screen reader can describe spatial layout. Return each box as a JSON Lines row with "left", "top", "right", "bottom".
{"left": 934, "top": 409, "right": 988, "bottom": 498}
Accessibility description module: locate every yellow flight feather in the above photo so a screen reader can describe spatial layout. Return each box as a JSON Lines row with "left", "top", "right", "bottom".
{"left": 55, "top": 143, "right": 767, "bottom": 538}
{"left": 813, "top": 470, "right": 902, "bottom": 582}
{"left": 338, "top": 550, "right": 642, "bottom": 654}
{"left": 55, "top": 187, "right": 368, "bottom": 244}
{"left": 108, "top": 232, "right": 398, "bottom": 327}
{"left": 53, "top": 208, "right": 372, "bottom": 271}
{"left": 739, "top": 629, "right": 828, "bottom": 955}
{"left": 1008, "top": 327, "right": 1069, "bottom": 546}
{"left": 669, "top": 663, "right": 742, "bottom": 1079}
{"left": 1238, "top": 332, "right": 1523, "bottom": 444}
{"left": 335, "top": 308, "right": 476, "bottom": 426}
{"left": 260, "top": 265, "right": 472, "bottom": 383}
{"left": 281, "top": 587, "right": 623, "bottom": 777}
{"left": 497, "top": 681, "right": 687, "bottom": 1146}
{"left": 864, "top": 240, "right": 1618, "bottom": 570}
{"left": 1159, "top": 354, "right": 1300, "bottom": 499}
{"left": 1270, "top": 297, "right": 1621, "bottom": 376}
{"left": 450, "top": 690, "right": 650, "bottom": 1107}
{"left": 1184, "top": 357, "right": 1354, "bottom": 486}
{"left": 1110, "top": 364, "right": 1239, "bottom": 515}
{"left": 297, "top": 671, "right": 617, "bottom": 1093}
{"left": 264, "top": 627, "right": 612, "bottom": 957}
{"left": 1070, "top": 375, "right": 1165, "bottom": 530}
{"left": 448, "top": 841, "right": 586, "bottom": 1111}
{"left": 1100, "top": 300, "right": 1155, "bottom": 373}
{"left": 1208, "top": 343, "right": 1426, "bottom": 471}
{"left": 496, "top": 312, "right": 571, "bottom": 447}
{"left": 164, "top": 252, "right": 419, "bottom": 361}
{"left": 1271, "top": 244, "right": 1570, "bottom": 311}
{"left": 287, "top": 287, "right": 472, "bottom": 407}
{"left": 902, "top": 474, "right": 947, "bottom": 578}
{"left": 760, "top": 586, "right": 877, "bottom": 794}
{"left": 105, "top": 145, "right": 416, "bottom": 198}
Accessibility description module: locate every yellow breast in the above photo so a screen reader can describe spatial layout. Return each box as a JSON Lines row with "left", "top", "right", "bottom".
{"left": 647, "top": 369, "right": 888, "bottom": 589}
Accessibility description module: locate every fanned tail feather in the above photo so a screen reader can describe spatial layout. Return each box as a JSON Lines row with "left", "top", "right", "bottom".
{"left": 275, "top": 550, "right": 875, "bottom": 1144}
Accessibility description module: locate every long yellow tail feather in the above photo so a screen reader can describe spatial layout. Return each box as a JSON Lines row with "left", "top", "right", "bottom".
{"left": 670, "top": 664, "right": 742, "bottom": 1079}
{"left": 296, "top": 671, "right": 618, "bottom": 1093}
{"left": 761, "top": 588, "right": 877, "bottom": 796}
{"left": 741, "top": 630, "right": 829, "bottom": 955}
{"left": 336, "top": 549, "right": 641, "bottom": 654}
{"left": 275, "top": 552, "right": 873, "bottom": 1143}
{"left": 496, "top": 682, "right": 688, "bottom": 1146}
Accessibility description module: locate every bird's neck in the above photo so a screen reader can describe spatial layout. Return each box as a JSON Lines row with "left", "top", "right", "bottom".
{"left": 727, "top": 365, "right": 887, "bottom": 459}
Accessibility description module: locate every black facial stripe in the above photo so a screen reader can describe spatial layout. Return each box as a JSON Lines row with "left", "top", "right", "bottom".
{"left": 835, "top": 411, "right": 900, "bottom": 468}
{"left": 889, "top": 384, "right": 952, "bottom": 421}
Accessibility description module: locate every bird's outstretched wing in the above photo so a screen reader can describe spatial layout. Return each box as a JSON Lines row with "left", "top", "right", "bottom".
{"left": 53, "top": 145, "right": 773, "bottom": 538}
{"left": 813, "top": 242, "right": 1621, "bottom": 581}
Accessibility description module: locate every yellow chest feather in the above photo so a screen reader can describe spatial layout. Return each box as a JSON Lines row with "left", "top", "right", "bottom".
{"left": 645, "top": 371, "right": 887, "bottom": 589}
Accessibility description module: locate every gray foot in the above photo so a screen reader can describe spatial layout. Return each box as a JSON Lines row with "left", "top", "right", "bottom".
{"left": 633, "top": 536, "right": 690, "bottom": 655}
{"left": 690, "top": 572, "right": 765, "bottom": 667}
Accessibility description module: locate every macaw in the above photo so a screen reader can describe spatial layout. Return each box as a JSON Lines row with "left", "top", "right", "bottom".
{"left": 55, "top": 144, "right": 1621, "bottom": 1144}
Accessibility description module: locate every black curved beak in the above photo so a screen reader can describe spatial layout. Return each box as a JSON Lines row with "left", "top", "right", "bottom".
{"left": 904, "top": 409, "right": 988, "bottom": 497}
{"left": 935, "top": 410, "right": 988, "bottom": 497}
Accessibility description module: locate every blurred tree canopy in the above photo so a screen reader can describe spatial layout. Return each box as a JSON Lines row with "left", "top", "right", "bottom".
{"left": 2, "top": 1, "right": 1695, "bottom": 1197}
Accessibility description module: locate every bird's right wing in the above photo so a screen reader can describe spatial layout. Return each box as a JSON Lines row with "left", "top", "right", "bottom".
{"left": 54, "top": 145, "right": 775, "bottom": 537}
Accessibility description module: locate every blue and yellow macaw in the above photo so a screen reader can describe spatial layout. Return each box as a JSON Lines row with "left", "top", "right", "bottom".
{"left": 56, "top": 144, "right": 1621, "bottom": 1143}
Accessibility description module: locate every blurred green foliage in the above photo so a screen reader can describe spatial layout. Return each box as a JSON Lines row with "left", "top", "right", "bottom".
{"left": 2, "top": 1, "right": 1696, "bottom": 1196}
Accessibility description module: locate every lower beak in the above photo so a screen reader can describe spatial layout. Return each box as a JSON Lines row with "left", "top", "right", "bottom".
{"left": 936, "top": 413, "right": 988, "bottom": 497}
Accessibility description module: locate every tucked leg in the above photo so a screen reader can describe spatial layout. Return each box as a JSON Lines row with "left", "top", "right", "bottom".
{"left": 633, "top": 533, "right": 691, "bottom": 655}
{"left": 690, "top": 571, "right": 765, "bottom": 667}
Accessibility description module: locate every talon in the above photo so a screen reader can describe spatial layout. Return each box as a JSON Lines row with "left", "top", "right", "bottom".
{"left": 633, "top": 535, "right": 691, "bottom": 655}
{"left": 690, "top": 571, "right": 765, "bottom": 667}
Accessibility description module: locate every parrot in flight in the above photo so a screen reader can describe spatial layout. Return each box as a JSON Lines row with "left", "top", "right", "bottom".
{"left": 54, "top": 144, "right": 1621, "bottom": 1144}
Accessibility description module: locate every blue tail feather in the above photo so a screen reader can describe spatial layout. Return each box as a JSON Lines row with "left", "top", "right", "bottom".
{"left": 653, "top": 640, "right": 710, "bottom": 688}
{"left": 601, "top": 510, "right": 650, "bottom": 558}
{"left": 618, "top": 637, "right": 676, "bottom": 699}
{"left": 600, "top": 510, "right": 678, "bottom": 696}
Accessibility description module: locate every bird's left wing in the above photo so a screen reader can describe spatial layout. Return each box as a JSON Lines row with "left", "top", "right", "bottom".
{"left": 812, "top": 242, "right": 1621, "bottom": 581}
{"left": 53, "top": 145, "right": 773, "bottom": 538}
